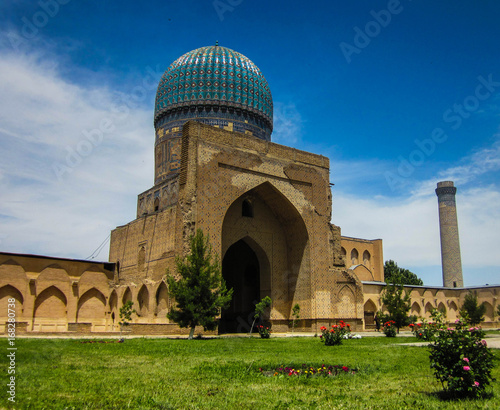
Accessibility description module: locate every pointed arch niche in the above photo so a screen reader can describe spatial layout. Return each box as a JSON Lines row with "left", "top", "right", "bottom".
{"left": 33, "top": 286, "right": 68, "bottom": 332}
{"left": 363, "top": 299, "right": 377, "bottom": 326}
{"left": 0, "top": 286, "right": 24, "bottom": 325}
{"left": 220, "top": 182, "right": 310, "bottom": 333}
{"left": 77, "top": 288, "right": 107, "bottom": 330}
{"left": 155, "top": 282, "right": 169, "bottom": 321}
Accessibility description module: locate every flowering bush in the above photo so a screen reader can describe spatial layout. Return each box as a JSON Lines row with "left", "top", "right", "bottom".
{"left": 259, "top": 363, "right": 357, "bottom": 378}
{"left": 319, "top": 321, "right": 351, "bottom": 346}
{"left": 428, "top": 319, "right": 495, "bottom": 398}
{"left": 410, "top": 309, "right": 447, "bottom": 341}
{"left": 258, "top": 325, "right": 271, "bottom": 339}
{"left": 409, "top": 321, "right": 440, "bottom": 341}
{"left": 382, "top": 320, "right": 397, "bottom": 337}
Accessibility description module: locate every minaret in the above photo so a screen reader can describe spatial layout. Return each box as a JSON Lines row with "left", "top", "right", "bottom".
{"left": 435, "top": 181, "right": 463, "bottom": 287}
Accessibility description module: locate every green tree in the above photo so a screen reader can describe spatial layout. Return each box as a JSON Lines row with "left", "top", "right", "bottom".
{"left": 381, "top": 274, "right": 412, "bottom": 333}
{"left": 497, "top": 304, "right": 500, "bottom": 320}
{"left": 249, "top": 296, "right": 272, "bottom": 336}
{"left": 290, "top": 303, "right": 300, "bottom": 334}
{"left": 119, "top": 301, "right": 136, "bottom": 337}
{"left": 384, "top": 260, "right": 423, "bottom": 286}
{"left": 167, "top": 229, "right": 233, "bottom": 339}
{"left": 460, "top": 291, "right": 486, "bottom": 326}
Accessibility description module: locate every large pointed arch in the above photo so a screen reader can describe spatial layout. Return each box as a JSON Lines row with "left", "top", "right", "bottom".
{"left": 220, "top": 181, "right": 310, "bottom": 332}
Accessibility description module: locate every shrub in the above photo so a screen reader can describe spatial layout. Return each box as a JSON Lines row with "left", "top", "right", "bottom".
{"left": 428, "top": 319, "right": 495, "bottom": 398}
{"left": 382, "top": 320, "right": 397, "bottom": 337}
{"left": 410, "top": 309, "right": 447, "bottom": 341}
{"left": 258, "top": 325, "right": 271, "bottom": 339}
{"left": 410, "top": 321, "right": 440, "bottom": 341}
{"left": 319, "top": 321, "right": 351, "bottom": 346}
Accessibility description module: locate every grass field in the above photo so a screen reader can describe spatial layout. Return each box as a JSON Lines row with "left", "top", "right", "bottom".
{"left": 2, "top": 335, "right": 499, "bottom": 409}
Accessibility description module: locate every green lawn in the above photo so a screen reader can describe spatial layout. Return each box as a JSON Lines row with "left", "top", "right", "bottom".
{"left": 3, "top": 336, "right": 499, "bottom": 409}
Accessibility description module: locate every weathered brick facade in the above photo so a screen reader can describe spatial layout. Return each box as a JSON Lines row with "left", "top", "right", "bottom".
{"left": 108, "top": 120, "right": 365, "bottom": 332}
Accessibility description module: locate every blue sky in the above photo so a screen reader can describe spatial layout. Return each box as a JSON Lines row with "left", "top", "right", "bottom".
{"left": 0, "top": 0, "right": 499, "bottom": 286}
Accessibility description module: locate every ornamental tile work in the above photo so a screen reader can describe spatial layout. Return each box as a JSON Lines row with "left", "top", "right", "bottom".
{"left": 154, "top": 45, "right": 273, "bottom": 129}
{"left": 153, "top": 45, "right": 274, "bottom": 183}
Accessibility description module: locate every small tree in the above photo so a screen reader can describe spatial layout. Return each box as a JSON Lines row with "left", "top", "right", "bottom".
{"left": 249, "top": 296, "right": 272, "bottom": 336}
{"left": 290, "top": 303, "right": 300, "bottom": 334}
{"left": 381, "top": 274, "right": 412, "bottom": 333}
{"left": 497, "top": 304, "right": 500, "bottom": 320}
{"left": 167, "top": 229, "right": 233, "bottom": 339}
{"left": 119, "top": 301, "right": 135, "bottom": 337}
{"left": 460, "top": 291, "right": 486, "bottom": 326}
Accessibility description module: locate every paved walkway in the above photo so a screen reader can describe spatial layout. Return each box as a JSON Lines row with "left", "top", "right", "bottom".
{"left": 6, "top": 330, "right": 500, "bottom": 348}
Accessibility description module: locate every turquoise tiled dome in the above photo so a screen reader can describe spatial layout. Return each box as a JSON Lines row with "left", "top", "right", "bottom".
{"left": 154, "top": 45, "right": 273, "bottom": 140}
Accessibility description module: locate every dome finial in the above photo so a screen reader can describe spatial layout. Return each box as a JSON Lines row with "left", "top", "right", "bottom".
{"left": 215, "top": 40, "right": 219, "bottom": 46}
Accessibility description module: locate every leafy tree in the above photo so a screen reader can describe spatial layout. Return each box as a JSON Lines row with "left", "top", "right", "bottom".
{"left": 167, "top": 229, "right": 233, "bottom": 339}
{"left": 497, "top": 304, "right": 500, "bottom": 320}
{"left": 384, "top": 260, "right": 423, "bottom": 286}
{"left": 381, "top": 274, "right": 412, "bottom": 333}
{"left": 119, "top": 301, "right": 136, "bottom": 337}
{"left": 249, "top": 296, "right": 272, "bottom": 336}
{"left": 460, "top": 291, "right": 486, "bottom": 326}
{"left": 290, "top": 303, "right": 301, "bottom": 334}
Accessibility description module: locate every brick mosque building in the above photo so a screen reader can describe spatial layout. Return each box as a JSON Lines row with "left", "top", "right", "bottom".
{"left": 1, "top": 45, "right": 498, "bottom": 335}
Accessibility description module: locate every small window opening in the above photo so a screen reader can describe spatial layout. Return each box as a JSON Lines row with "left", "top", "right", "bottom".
{"left": 242, "top": 199, "right": 253, "bottom": 217}
{"left": 154, "top": 198, "right": 160, "bottom": 212}
{"left": 453, "top": 281, "right": 457, "bottom": 288}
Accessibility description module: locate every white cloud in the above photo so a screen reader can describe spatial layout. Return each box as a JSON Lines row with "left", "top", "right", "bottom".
{"left": 0, "top": 48, "right": 153, "bottom": 259}
{"left": 334, "top": 180, "right": 500, "bottom": 287}
{"left": 272, "top": 102, "right": 302, "bottom": 145}
{"left": 411, "top": 138, "right": 500, "bottom": 198}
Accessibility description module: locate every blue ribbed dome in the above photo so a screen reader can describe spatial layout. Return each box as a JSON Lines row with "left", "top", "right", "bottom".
{"left": 154, "top": 45, "right": 273, "bottom": 140}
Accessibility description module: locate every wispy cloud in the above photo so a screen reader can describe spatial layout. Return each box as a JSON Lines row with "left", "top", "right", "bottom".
{"left": 333, "top": 140, "right": 500, "bottom": 286}
{"left": 272, "top": 102, "right": 302, "bottom": 145}
{"left": 411, "top": 137, "right": 500, "bottom": 198}
{"left": 0, "top": 47, "right": 152, "bottom": 259}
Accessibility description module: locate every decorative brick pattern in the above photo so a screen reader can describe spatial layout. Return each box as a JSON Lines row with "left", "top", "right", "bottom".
{"left": 435, "top": 181, "right": 464, "bottom": 288}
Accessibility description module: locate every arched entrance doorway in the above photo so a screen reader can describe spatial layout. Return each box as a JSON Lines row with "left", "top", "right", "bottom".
{"left": 220, "top": 182, "right": 310, "bottom": 333}
{"left": 220, "top": 240, "right": 260, "bottom": 333}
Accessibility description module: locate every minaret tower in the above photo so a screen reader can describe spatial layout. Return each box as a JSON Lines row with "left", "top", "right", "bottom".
{"left": 435, "top": 181, "right": 463, "bottom": 287}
